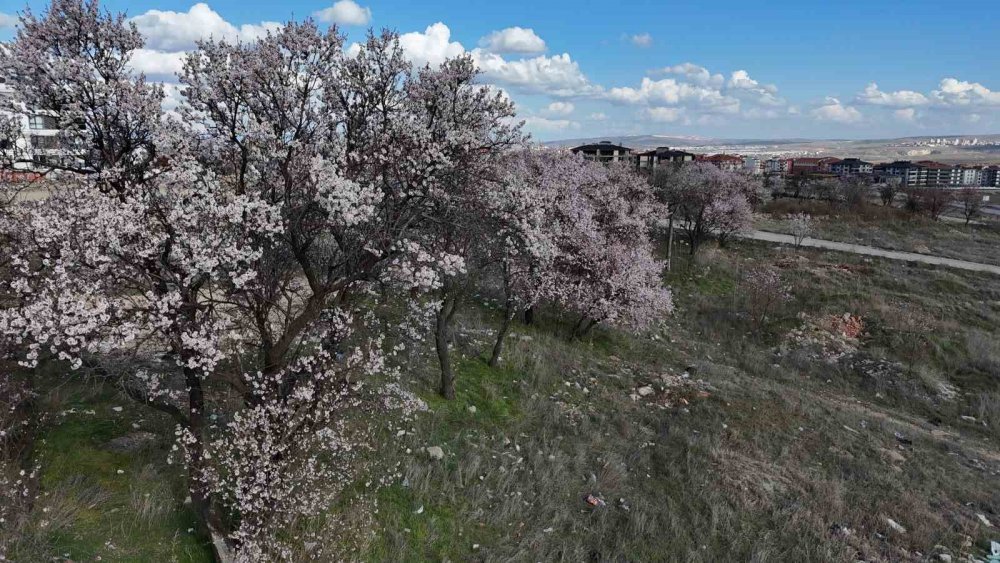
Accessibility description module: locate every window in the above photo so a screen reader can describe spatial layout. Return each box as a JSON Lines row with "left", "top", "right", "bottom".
{"left": 29, "top": 115, "right": 58, "bottom": 130}
{"left": 30, "top": 135, "right": 59, "bottom": 149}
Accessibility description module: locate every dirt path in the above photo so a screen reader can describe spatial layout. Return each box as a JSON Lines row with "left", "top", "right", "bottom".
{"left": 746, "top": 230, "right": 1000, "bottom": 276}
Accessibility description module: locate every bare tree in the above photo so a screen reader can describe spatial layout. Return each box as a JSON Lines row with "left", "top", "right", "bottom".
{"left": 879, "top": 182, "right": 900, "bottom": 207}
{"left": 918, "top": 187, "right": 954, "bottom": 221}
{"left": 957, "top": 187, "right": 982, "bottom": 225}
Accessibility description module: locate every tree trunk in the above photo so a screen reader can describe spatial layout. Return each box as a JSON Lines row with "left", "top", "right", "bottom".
{"left": 666, "top": 213, "right": 675, "bottom": 272}
{"left": 435, "top": 294, "right": 459, "bottom": 400}
{"left": 183, "top": 367, "right": 234, "bottom": 563}
{"left": 489, "top": 299, "right": 516, "bottom": 368}
{"left": 523, "top": 306, "right": 535, "bottom": 325}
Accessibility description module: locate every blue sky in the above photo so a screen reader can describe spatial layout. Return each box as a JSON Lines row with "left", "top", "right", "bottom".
{"left": 3, "top": 0, "right": 999, "bottom": 140}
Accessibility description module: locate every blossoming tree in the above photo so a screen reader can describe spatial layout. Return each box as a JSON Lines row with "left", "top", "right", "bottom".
{"left": 0, "top": 1, "right": 519, "bottom": 559}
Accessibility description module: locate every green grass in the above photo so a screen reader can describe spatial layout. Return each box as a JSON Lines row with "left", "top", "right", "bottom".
{"left": 8, "top": 226, "right": 1000, "bottom": 562}
{"left": 6, "top": 383, "right": 213, "bottom": 562}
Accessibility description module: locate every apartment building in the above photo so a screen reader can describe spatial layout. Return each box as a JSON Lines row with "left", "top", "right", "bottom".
{"left": 700, "top": 153, "right": 743, "bottom": 172}
{"left": 0, "top": 76, "right": 73, "bottom": 172}
{"left": 829, "top": 158, "right": 873, "bottom": 176}
{"left": 571, "top": 141, "right": 633, "bottom": 164}
{"left": 634, "top": 146, "right": 696, "bottom": 170}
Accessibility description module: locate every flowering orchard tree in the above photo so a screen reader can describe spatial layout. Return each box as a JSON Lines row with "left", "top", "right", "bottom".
{"left": 787, "top": 212, "right": 813, "bottom": 247}
{"left": 655, "top": 162, "right": 758, "bottom": 254}
{"left": 0, "top": 1, "right": 519, "bottom": 559}
{"left": 740, "top": 265, "right": 791, "bottom": 328}
{"left": 492, "top": 152, "right": 673, "bottom": 344}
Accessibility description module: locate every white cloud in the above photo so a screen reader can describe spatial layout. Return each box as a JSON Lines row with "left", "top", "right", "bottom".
{"left": 727, "top": 70, "right": 782, "bottom": 106}
{"left": 131, "top": 3, "right": 280, "bottom": 51}
{"left": 630, "top": 33, "right": 653, "bottom": 48}
{"left": 544, "top": 101, "right": 574, "bottom": 116}
{"left": 605, "top": 77, "right": 739, "bottom": 114}
{"left": 521, "top": 116, "right": 580, "bottom": 131}
{"left": 893, "top": 108, "right": 916, "bottom": 122}
{"left": 399, "top": 23, "right": 466, "bottom": 68}
{"left": 811, "top": 97, "right": 862, "bottom": 123}
{"left": 856, "top": 82, "right": 929, "bottom": 107}
{"left": 642, "top": 107, "right": 685, "bottom": 123}
{"left": 0, "top": 12, "right": 16, "bottom": 30}
{"left": 313, "top": 0, "right": 372, "bottom": 26}
{"left": 653, "top": 63, "right": 724, "bottom": 88}
{"left": 472, "top": 50, "right": 598, "bottom": 97}
{"left": 129, "top": 49, "right": 186, "bottom": 79}
{"left": 589, "top": 112, "right": 608, "bottom": 121}
{"left": 932, "top": 78, "right": 1000, "bottom": 106}
{"left": 477, "top": 27, "right": 546, "bottom": 54}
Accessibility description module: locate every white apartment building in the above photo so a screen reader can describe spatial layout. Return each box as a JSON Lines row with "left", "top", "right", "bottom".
{"left": 0, "top": 76, "right": 71, "bottom": 173}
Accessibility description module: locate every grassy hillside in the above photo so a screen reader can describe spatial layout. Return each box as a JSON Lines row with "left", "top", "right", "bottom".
{"left": 5, "top": 237, "right": 1000, "bottom": 562}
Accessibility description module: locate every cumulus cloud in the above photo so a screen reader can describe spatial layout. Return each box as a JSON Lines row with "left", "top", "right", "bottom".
{"left": 642, "top": 107, "right": 685, "bottom": 123}
{"left": 589, "top": 112, "right": 608, "bottom": 121}
{"left": 605, "top": 77, "right": 739, "bottom": 114}
{"left": 544, "top": 101, "right": 574, "bottom": 116}
{"left": 653, "top": 63, "right": 724, "bottom": 88}
{"left": 473, "top": 50, "right": 598, "bottom": 97}
{"left": 811, "top": 97, "right": 862, "bottom": 123}
{"left": 932, "top": 78, "right": 1000, "bottom": 106}
{"left": 0, "top": 12, "right": 16, "bottom": 30}
{"left": 313, "top": 0, "right": 372, "bottom": 26}
{"left": 893, "top": 108, "right": 916, "bottom": 122}
{"left": 521, "top": 116, "right": 580, "bottom": 131}
{"left": 477, "top": 27, "right": 546, "bottom": 54}
{"left": 727, "top": 70, "right": 782, "bottom": 106}
{"left": 131, "top": 3, "right": 280, "bottom": 51}
{"left": 129, "top": 49, "right": 186, "bottom": 79}
{"left": 856, "top": 82, "right": 929, "bottom": 107}
{"left": 399, "top": 23, "right": 466, "bottom": 68}
{"left": 630, "top": 33, "right": 653, "bottom": 48}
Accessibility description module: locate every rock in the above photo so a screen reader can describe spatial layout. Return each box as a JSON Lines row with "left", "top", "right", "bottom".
{"left": 975, "top": 513, "right": 992, "bottom": 527}
{"left": 937, "top": 554, "right": 951, "bottom": 562}
{"left": 425, "top": 446, "right": 445, "bottom": 461}
{"left": 105, "top": 431, "right": 158, "bottom": 452}
{"left": 637, "top": 386, "right": 654, "bottom": 397}
{"left": 885, "top": 516, "right": 907, "bottom": 534}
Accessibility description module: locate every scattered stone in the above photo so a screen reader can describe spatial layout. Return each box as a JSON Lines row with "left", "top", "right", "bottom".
{"left": 111, "top": 406, "right": 123, "bottom": 413}
{"left": 885, "top": 517, "right": 907, "bottom": 534}
{"left": 961, "top": 415, "right": 978, "bottom": 423}
{"left": 425, "top": 446, "right": 445, "bottom": 461}
{"left": 976, "top": 513, "right": 993, "bottom": 527}
{"left": 637, "top": 386, "right": 654, "bottom": 397}
{"left": 304, "top": 542, "right": 317, "bottom": 553}
{"left": 414, "top": 505, "right": 424, "bottom": 515}
{"left": 105, "top": 431, "right": 158, "bottom": 453}
{"left": 937, "top": 554, "right": 951, "bottom": 562}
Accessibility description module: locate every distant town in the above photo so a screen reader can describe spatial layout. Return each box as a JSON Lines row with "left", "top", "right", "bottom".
{"left": 568, "top": 141, "right": 1000, "bottom": 188}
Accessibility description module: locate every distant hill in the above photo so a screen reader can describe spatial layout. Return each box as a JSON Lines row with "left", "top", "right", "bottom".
{"left": 542, "top": 134, "right": 1000, "bottom": 164}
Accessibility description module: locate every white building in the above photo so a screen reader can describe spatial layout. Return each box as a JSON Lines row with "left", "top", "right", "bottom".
{"left": 0, "top": 77, "right": 71, "bottom": 173}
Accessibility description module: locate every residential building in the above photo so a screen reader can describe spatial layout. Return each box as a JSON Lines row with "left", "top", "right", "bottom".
{"left": 0, "top": 76, "right": 74, "bottom": 172}
{"left": 571, "top": 141, "right": 632, "bottom": 164}
{"left": 765, "top": 158, "right": 792, "bottom": 175}
{"left": 817, "top": 157, "right": 843, "bottom": 173}
{"left": 742, "top": 155, "right": 764, "bottom": 175}
{"left": 982, "top": 166, "right": 1000, "bottom": 187}
{"left": 830, "top": 158, "right": 873, "bottom": 176}
{"left": 875, "top": 160, "right": 955, "bottom": 187}
{"left": 634, "top": 146, "right": 696, "bottom": 170}
{"left": 701, "top": 153, "right": 743, "bottom": 172}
